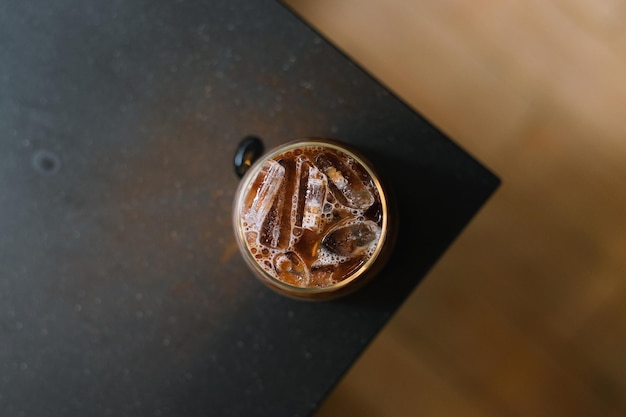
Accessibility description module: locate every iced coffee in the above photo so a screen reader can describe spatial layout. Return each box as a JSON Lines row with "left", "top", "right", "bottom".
{"left": 233, "top": 139, "right": 393, "bottom": 299}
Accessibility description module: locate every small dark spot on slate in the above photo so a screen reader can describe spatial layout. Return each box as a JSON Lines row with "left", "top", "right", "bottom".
{"left": 32, "top": 150, "right": 61, "bottom": 175}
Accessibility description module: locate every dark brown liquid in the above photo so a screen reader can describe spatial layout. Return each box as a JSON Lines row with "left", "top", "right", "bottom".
{"left": 241, "top": 145, "right": 383, "bottom": 288}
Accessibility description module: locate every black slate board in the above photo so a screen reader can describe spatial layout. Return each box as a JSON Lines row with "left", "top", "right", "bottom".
{"left": 0, "top": 1, "right": 499, "bottom": 416}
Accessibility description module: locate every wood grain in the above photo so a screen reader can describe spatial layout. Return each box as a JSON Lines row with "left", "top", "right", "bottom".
{"left": 283, "top": 0, "right": 626, "bottom": 415}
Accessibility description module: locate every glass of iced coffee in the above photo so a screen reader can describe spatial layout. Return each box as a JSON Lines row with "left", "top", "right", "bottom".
{"left": 233, "top": 139, "right": 395, "bottom": 300}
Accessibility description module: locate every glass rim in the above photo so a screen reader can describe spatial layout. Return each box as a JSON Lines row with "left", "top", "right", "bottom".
{"left": 232, "top": 138, "right": 392, "bottom": 296}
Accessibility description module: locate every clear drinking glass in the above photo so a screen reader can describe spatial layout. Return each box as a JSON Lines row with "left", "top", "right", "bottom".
{"left": 233, "top": 138, "right": 396, "bottom": 300}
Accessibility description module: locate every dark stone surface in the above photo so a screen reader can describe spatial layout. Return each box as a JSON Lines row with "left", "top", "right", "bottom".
{"left": 0, "top": 1, "right": 499, "bottom": 416}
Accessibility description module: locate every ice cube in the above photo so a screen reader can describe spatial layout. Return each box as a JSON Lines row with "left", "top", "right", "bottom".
{"left": 315, "top": 153, "right": 374, "bottom": 210}
{"left": 322, "top": 220, "right": 380, "bottom": 257}
{"left": 301, "top": 165, "right": 327, "bottom": 231}
{"left": 259, "top": 194, "right": 283, "bottom": 248}
{"left": 290, "top": 156, "right": 308, "bottom": 246}
{"left": 245, "top": 160, "right": 285, "bottom": 230}
{"left": 259, "top": 159, "right": 297, "bottom": 249}
{"left": 273, "top": 251, "right": 310, "bottom": 286}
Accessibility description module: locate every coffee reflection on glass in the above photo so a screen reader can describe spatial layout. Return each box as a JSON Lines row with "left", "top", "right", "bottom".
{"left": 233, "top": 139, "right": 395, "bottom": 300}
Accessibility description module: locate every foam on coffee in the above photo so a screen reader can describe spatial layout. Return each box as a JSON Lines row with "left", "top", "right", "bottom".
{"left": 239, "top": 145, "right": 383, "bottom": 288}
